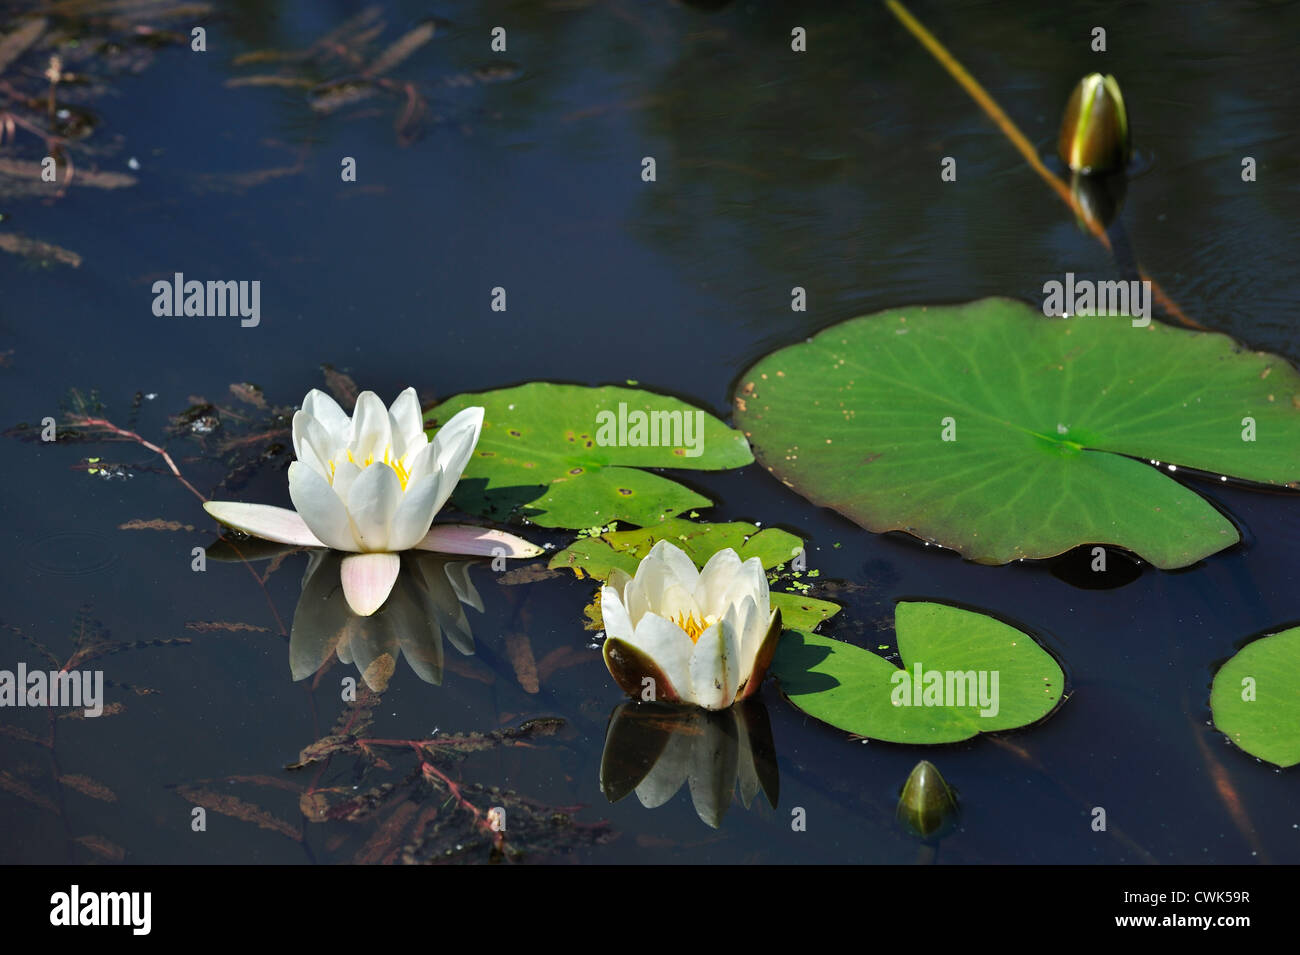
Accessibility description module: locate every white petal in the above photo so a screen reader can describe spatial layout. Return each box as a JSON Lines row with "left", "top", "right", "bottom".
{"left": 301, "top": 389, "right": 351, "bottom": 442}
{"left": 607, "top": 567, "right": 633, "bottom": 599}
{"left": 631, "top": 546, "right": 696, "bottom": 620}
{"left": 429, "top": 406, "right": 484, "bottom": 487}
{"left": 386, "top": 471, "right": 443, "bottom": 551}
{"left": 629, "top": 613, "right": 697, "bottom": 704}
{"left": 387, "top": 387, "right": 424, "bottom": 459}
{"left": 330, "top": 458, "right": 362, "bottom": 502}
{"left": 291, "top": 410, "right": 338, "bottom": 478}
{"left": 721, "top": 557, "right": 769, "bottom": 618}
{"left": 696, "top": 548, "right": 743, "bottom": 614}
{"left": 288, "top": 461, "right": 358, "bottom": 551}
{"left": 348, "top": 391, "right": 392, "bottom": 463}
{"left": 416, "top": 523, "right": 543, "bottom": 557}
{"left": 400, "top": 439, "right": 436, "bottom": 485}
{"left": 690, "top": 620, "right": 740, "bottom": 710}
{"left": 646, "top": 540, "right": 700, "bottom": 593}
{"left": 340, "top": 552, "right": 401, "bottom": 616}
{"left": 728, "top": 594, "right": 762, "bottom": 681}
{"left": 203, "top": 501, "right": 326, "bottom": 547}
{"left": 346, "top": 463, "right": 402, "bottom": 552}
{"left": 600, "top": 586, "right": 635, "bottom": 641}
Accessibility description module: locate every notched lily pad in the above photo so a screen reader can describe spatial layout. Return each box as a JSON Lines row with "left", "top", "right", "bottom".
{"left": 772, "top": 601, "right": 1066, "bottom": 743}
{"left": 734, "top": 298, "right": 1300, "bottom": 569}
{"left": 425, "top": 383, "right": 753, "bottom": 529}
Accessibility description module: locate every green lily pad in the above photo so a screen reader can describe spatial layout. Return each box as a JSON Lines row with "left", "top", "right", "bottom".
{"left": 1210, "top": 627, "right": 1300, "bottom": 767}
{"left": 772, "top": 601, "right": 1065, "bottom": 743}
{"left": 768, "top": 593, "right": 841, "bottom": 633}
{"left": 557, "top": 518, "right": 841, "bottom": 633}
{"left": 549, "top": 517, "right": 803, "bottom": 580}
{"left": 733, "top": 298, "right": 1300, "bottom": 568}
{"left": 425, "top": 383, "right": 753, "bottom": 529}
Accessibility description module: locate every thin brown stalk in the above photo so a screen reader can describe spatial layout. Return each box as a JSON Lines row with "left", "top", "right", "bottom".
{"left": 884, "top": 0, "right": 1202, "bottom": 330}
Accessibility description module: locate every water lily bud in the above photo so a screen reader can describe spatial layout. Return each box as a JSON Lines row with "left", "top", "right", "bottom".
{"left": 1058, "top": 73, "right": 1130, "bottom": 174}
{"left": 1070, "top": 168, "right": 1126, "bottom": 232}
{"left": 897, "top": 759, "right": 959, "bottom": 840}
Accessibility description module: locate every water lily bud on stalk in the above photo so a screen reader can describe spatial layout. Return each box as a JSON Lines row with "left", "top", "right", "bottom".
{"left": 203, "top": 387, "right": 541, "bottom": 616}
{"left": 1058, "top": 73, "right": 1130, "bottom": 175}
{"left": 1070, "top": 168, "right": 1127, "bottom": 232}
{"left": 897, "top": 759, "right": 959, "bottom": 840}
{"left": 600, "top": 541, "right": 783, "bottom": 710}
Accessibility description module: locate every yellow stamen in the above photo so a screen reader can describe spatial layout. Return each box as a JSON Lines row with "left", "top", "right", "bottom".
{"left": 330, "top": 446, "right": 412, "bottom": 491}
{"left": 672, "top": 612, "right": 713, "bottom": 644}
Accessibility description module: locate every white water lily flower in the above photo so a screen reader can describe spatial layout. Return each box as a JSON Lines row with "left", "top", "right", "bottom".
{"left": 204, "top": 387, "right": 541, "bottom": 616}
{"left": 600, "top": 540, "right": 782, "bottom": 710}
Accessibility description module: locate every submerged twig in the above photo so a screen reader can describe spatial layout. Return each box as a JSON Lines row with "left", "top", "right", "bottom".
{"left": 63, "top": 413, "right": 287, "bottom": 636}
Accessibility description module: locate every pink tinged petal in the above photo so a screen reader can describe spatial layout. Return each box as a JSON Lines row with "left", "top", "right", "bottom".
{"left": 203, "top": 501, "right": 326, "bottom": 547}
{"left": 428, "top": 406, "right": 484, "bottom": 501}
{"left": 386, "top": 471, "right": 444, "bottom": 552}
{"left": 291, "top": 410, "right": 337, "bottom": 478}
{"left": 737, "top": 608, "right": 783, "bottom": 701}
{"left": 340, "top": 552, "right": 401, "bottom": 616}
{"left": 346, "top": 462, "right": 402, "bottom": 552}
{"left": 386, "top": 387, "right": 424, "bottom": 459}
{"left": 415, "top": 523, "right": 543, "bottom": 557}
{"left": 690, "top": 620, "right": 740, "bottom": 710}
{"left": 301, "top": 389, "right": 351, "bottom": 442}
{"left": 602, "top": 637, "right": 682, "bottom": 704}
{"left": 288, "top": 462, "right": 359, "bottom": 551}
{"left": 600, "top": 586, "right": 635, "bottom": 641}
{"left": 348, "top": 391, "right": 392, "bottom": 462}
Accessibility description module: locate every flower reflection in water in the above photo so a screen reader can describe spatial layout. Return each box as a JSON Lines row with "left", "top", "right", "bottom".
{"left": 289, "top": 550, "right": 483, "bottom": 692}
{"left": 599, "top": 700, "right": 778, "bottom": 829}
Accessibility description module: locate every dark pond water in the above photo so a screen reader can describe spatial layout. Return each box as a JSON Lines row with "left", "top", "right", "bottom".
{"left": 2, "top": 0, "right": 1298, "bottom": 864}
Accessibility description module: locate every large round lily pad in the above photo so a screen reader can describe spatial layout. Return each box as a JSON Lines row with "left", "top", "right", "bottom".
{"left": 1210, "top": 627, "right": 1300, "bottom": 768}
{"left": 772, "top": 601, "right": 1065, "bottom": 743}
{"left": 733, "top": 298, "right": 1300, "bottom": 568}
